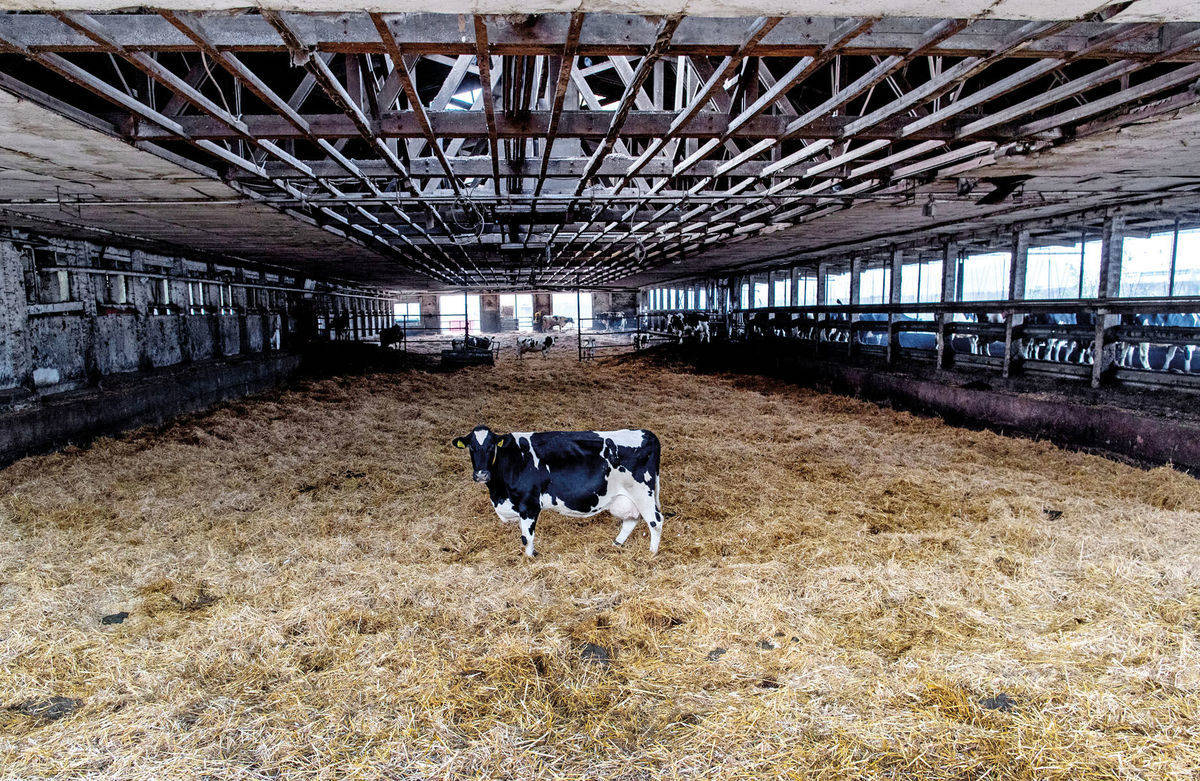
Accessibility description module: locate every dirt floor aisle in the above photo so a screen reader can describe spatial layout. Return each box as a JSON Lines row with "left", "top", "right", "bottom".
{"left": 2, "top": 351, "right": 1198, "bottom": 779}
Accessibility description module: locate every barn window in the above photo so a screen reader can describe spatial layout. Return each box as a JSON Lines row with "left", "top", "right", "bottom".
{"left": 797, "top": 272, "right": 818, "bottom": 305}
{"left": 1026, "top": 240, "right": 1100, "bottom": 300}
{"left": 824, "top": 270, "right": 850, "bottom": 305}
{"left": 149, "top": 277, "right": 171, "bottom": 314}
{"left": 957, "top": 252, "right": 1010, "bottom": 302}
{"left": 393, "top": 301, "right": 420, "bottom": 325}
{"left": 773, "top": 276, "right": 790, "bottom": 307}
{"left": 752, "top": 281, "right": 769, "bottom": 308}
{"left": 900, "top": 259, "right": 941, "bottom": 305}
{"left": 858, "top": 266, "right": 890, "bottom": 305}
{"left": 439, "top": 293, "right": 480, "bottom": 333}
{"left": 1175, "top": 228, "right": 1200, "bottom": 295}
{"left": 187, "top": 281, "right": 205, "bottom": 314}
{"left": 1119, "top": 224, "right": 1200, "bottom": 298}
{"left": 28, "top": 248, "right": 71, "bottom": 305}
{"left": 98, "top": 273, "right": 128, "bottom": 305}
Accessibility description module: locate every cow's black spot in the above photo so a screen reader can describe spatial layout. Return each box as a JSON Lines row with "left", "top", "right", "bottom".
{"left": 649, "top": 520, "right": 656, "bottom": 527}
{"left": 580, "top": 643, "right": 611, "bottom": 666}
{"left": 529, "top": 520, "right": 536, "bottom": 534}
{"left": 980, "top": 693, "right": 1017, "bottom": 712}
{"left": 8, "top": 696, "right": 81, "bottom": 722}
{"left": 520, "top": 535, "right": 528, "bottom": 546}
{"left": 101, "top": 612, "right": 128, "bottom": 625}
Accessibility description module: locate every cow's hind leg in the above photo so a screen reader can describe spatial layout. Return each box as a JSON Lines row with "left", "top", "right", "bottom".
{"left": 614, "top": 518, "right": 637, "bottom": 547}
{"left": 610, "top": 494, "right": 641, "bottom": 547}
{"left": 628, "top": 490, "right": 662, "bottom": 555}
{"left": 518, "top": 515, "right": 538, "bottom": 557}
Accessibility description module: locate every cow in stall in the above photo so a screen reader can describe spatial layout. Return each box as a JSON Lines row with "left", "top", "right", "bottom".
{"left": 517, "top": 335, "right": 555, "bottom": 358}
{"left": 452, "top": 426, "right": 665, "bottom": 556}
{"left": 380, "top": 324, "right": 404, "bottom": 350}
{"left": 822, "top": 301, "right": 851, "bottom": 343}
{"left": 856, "top": 312, "right": 889, "bottom": 346}
{"left": 963, "top": 310, "right": 1006, "bottom": 356}
{"left": 1118, "top": 313, "right": 1199, "bottom": 372}
{"left": 666, "top": 312, "right": 710, "bottom": 343}
{"left": 745, "top": 310, "right": 799, "bottom": 340}
{"left": 1021, "top": 313, "right": 1072, "bottom": 363}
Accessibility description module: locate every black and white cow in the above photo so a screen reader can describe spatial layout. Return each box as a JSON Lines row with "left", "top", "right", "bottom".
{"left": 517, "top": 335, "right": 555, "bottom": 358}
{"left": 452, "top": 426, "right": 665, "bottom": 556}
{"left": 666, "top": 312, "right": 710, "bottom": 342}
{"left": 451, "top": 334, "right": 492, "bottom": 351}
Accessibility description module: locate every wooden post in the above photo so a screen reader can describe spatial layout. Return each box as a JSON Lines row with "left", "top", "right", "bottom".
{"left": 576, "top": 281, "right": 583, "bottom": 362}
{"left": 1003, "top": 229, "right": 1029, "bottom": 378}
{"left": 936, "top": 240, "right": 958, "bottom": 371}
{"left": 848, "top": 257, "right": 862, "bottom": 358}
{"left": 1092, "top": 214, "right": 1125, "bottom": 388}
{"left": 887, "top": 247, "right": 904, "bottom": 365}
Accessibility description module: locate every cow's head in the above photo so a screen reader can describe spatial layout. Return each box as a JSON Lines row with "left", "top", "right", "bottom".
{"left": 452, "top": 425, "right": 510, "bottom": 482}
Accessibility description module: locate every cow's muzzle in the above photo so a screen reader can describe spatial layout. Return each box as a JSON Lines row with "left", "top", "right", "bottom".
{"left": 473, "top": 470, "right": 490, "bottom": 483}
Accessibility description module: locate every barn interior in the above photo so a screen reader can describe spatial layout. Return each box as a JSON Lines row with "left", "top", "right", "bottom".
{"left": 2, "top": 1, "right": 1200, "bottom": 777}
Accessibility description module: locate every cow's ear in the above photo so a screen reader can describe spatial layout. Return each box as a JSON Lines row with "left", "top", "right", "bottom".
{"left": 452, "top": 437, "right": 467, "bottom": 449}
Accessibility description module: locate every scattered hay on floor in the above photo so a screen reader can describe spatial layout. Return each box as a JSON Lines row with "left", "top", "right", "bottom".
{"left": 1, "top": 350, "right": 1198, "bottom": 779}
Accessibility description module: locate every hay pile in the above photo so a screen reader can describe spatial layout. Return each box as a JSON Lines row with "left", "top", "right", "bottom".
{"left": 1, "top": 349, "right": 1198, "bottom": 778}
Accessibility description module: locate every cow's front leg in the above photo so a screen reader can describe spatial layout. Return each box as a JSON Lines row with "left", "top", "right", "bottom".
{"left": 519, "top": 515, "right": 538, "bottom": 557}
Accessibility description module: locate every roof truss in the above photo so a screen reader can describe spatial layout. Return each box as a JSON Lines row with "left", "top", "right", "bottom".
{"left": 0, "top": 9, "right": 1198, "bottom": 286}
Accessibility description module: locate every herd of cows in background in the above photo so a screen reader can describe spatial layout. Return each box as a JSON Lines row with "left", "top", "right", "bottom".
{"left": 375, "top": 305, "right": 1198, "bottom": 374}
{"left": 648, "top": 309, "right": 1200, "bottom": 374}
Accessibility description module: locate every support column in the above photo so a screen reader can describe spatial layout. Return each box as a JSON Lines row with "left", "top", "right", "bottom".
{"left": 0, "top": 240, "right": 31, "bottom": 392}
{"left": 936, "top": 240, "right": 958, "bottom": 371}
{"left": 887, "top": 248, "right": 904, "bottom": 365}
{"left": 766, "top": 271, "right": 776, "bottom": 308}
{"left": 533, "top": 292, "right": 552, "bottom": 331}
{"left": 848, "top": 257, "right": 863, "bottom": 356}
{"left": 789, "top": 266, "right": 800, "bottom": 306}
{"left": 1092, "top": 214, "right": 1125, "bottom": 388}
{"left": 419, "top": 293, "right": 439, "bottom": 335}
{"left": 1003, "top": 229, "right": 1029, "bottom": 378}
{"left": 479, "top": 293, "right": 501, "bottom": 333}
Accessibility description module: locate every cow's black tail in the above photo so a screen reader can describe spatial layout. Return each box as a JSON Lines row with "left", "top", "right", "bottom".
{"left": 646, "top": 430, "right": 664, "bottom": 519}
